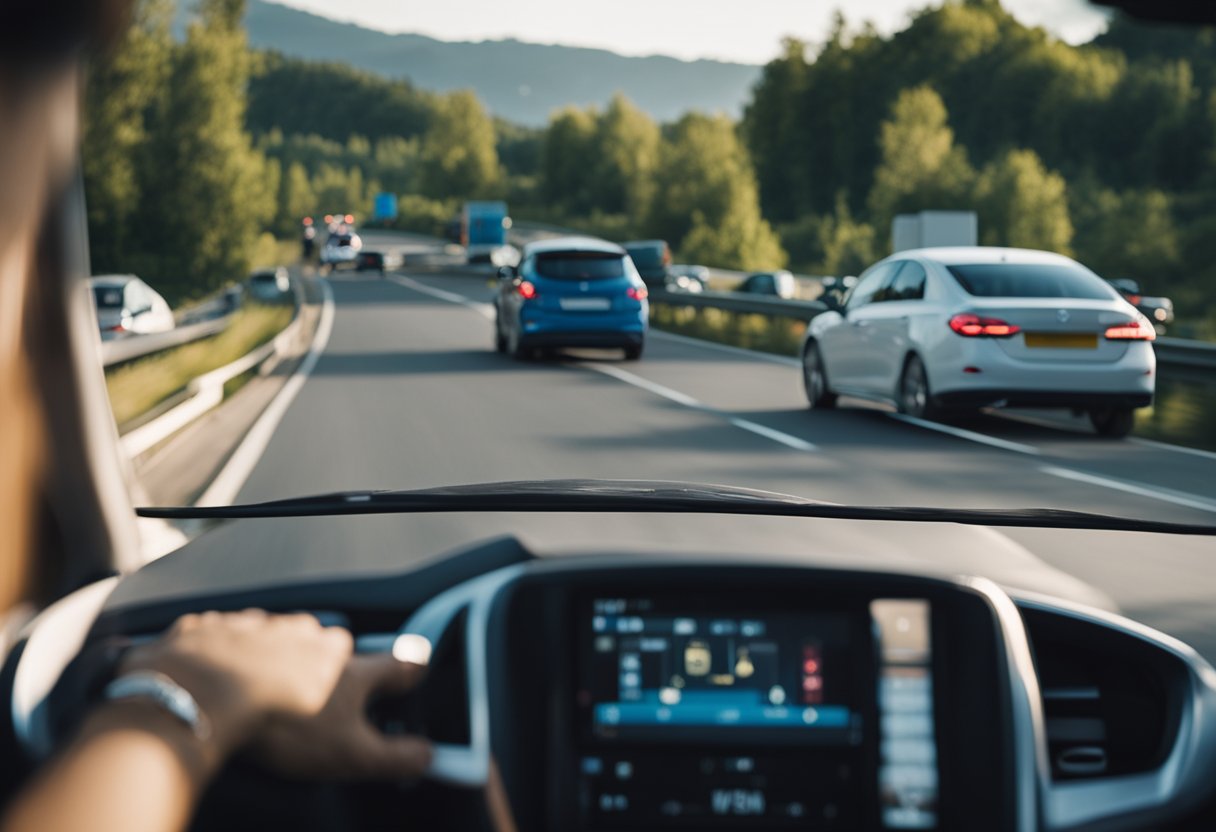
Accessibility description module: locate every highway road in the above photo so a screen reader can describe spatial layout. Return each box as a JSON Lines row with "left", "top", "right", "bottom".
{"left": 112, "top": 231, "right": 1216, "bottom": 662}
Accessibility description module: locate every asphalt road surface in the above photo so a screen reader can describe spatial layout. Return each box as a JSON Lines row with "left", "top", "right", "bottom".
{"left": 112, "top": 231, "right": 1216, "bottom": 662}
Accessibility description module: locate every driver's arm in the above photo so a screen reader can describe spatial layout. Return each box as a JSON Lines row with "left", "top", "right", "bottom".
{"left": 2, "top": 610, "right": 432, "bottom": 832}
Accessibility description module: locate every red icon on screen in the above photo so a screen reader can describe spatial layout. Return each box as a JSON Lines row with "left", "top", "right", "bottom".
{"left": 801, "top": 645, "right": 824, "bottom": 705}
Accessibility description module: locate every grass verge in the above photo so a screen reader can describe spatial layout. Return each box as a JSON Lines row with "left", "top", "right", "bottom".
{"left": 105, "top": 302, "right": 294, "bottom": 430}
{"left": 649, "top": 303, "right": 807, "bottom": 357}
{"left": 251, "top": 233, "right": 301, "bottom": 271}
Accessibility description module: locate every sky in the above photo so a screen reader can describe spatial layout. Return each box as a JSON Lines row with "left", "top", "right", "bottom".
{"left": 270, "top": 0, "right": 1110, "bottom": 64}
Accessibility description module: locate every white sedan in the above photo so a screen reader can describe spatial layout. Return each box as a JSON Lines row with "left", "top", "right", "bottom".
{"left": 801, "top": 247, "right": 1156, "bottom": 438}
{"left": 320, "top": 229, "right": 363, "bottom": 267}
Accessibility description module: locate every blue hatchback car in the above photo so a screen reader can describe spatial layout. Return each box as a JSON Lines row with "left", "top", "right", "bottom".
{"left": 494, "top": 237, "right": 649, "bottom": 360}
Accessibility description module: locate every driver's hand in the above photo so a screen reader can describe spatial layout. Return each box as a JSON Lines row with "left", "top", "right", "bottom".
{"left": 120, "top": 610, "right": 353, "bottom": 762}
{"left": 251, "top": 654, "right": 432, "bottom": 780}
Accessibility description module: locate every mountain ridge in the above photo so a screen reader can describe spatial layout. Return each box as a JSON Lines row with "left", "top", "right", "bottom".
{"left": 235, "top": 0, "right": 761, "bottom": 125}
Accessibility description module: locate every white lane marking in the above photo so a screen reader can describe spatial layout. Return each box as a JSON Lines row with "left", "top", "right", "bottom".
{"left": 390, "top": 276, "right": 1216, "bottom": 465}
{"left": 588, "top": 363, "right": 817, "bottom": 452}
{"left": 1129, "top": 437, "right": 1216, "bottom": 463}
{"left": 196, "top": 280, "right": 336, "bottom": 507}
{"left": 727, "top": 417, "right": 818, "bottom": 452}
{"left": 648, "top": 330, "right": 801, "bottom": 367}
{"left": 382, "top": 276, "right": 817, "bottom": 451}
{"left": 389, "top": 275, "right": 495, "bottom": 320}
{"left": 1040, "top": 466, "right": 1216, "bottom": 514}
{"left": 888, "top": 413, "right": 1041, "bottom": 456}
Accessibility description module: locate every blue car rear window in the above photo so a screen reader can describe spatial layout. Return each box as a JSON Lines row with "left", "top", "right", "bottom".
{"left": 946, "top": 263, "right": 1114, "bottom": 299}
{"left": 535, "top": 253, "right": 626, "bottom": 280}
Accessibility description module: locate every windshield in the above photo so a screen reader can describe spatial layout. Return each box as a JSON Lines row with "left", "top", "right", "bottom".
{"left": 81, "top": 2, "right": 1216, "bottom": 668}
{"left": 93, "top": 287, "right": 125, "bottom": 308}
{"left": 946, "top": 263, "right": 1117, "bottom": 299}
{"left": 535, "top": 252, "right": 627, "bottom": 280}
{"left": 624, "top": 246, "right": 665, "bottom": 269}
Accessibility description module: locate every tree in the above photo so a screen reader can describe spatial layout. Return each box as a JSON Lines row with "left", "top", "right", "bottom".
{"left": 973, "top": 149, "right": 1072, "bottom": 253}
{"left": 1072, "top": 184, "right": 1180, "bottom": 282}
{"left": 815, "top": 195, "right": 879, "bottom": 276}
{"left": 742, "top": 39, "right": 811, "bottom": 222}
{"left": 276, "top": 162, "right": 316, "bottom": 236}
{"left": 590, "top": 94, "right": 660, "bottom": 220}
{"left": 137, "top": 0, "right": 276, "bottom": 301}
{"left": 867, "top": 85, "right": 975, "bottom": 233}
{"left": 418, "top": 90, "right": 501, "bottom": 199}
{"left": 646, "top": 113, "right": 787, "bottom": 269}
{"left": 81, "top": 0, "right": 172, "bottom": 273}
{"left": 540, "top": 107, "right": 598, "bottom": 212}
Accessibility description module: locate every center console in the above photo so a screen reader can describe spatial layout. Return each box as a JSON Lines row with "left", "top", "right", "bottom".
{"left": 490, "top": 565, "right": 1020, "bottom": 832}
{"left": 571, "top": 594, "right": 937, "bottom": 829}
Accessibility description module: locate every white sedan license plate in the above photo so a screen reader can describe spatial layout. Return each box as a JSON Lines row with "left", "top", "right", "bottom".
{"left": 559, "top": 297, "right": 611, "bottom": 311}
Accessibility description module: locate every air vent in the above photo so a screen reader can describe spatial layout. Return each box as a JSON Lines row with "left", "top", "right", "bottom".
{"left": 1022, "top": 608, "right": 1183, "bottom": 782}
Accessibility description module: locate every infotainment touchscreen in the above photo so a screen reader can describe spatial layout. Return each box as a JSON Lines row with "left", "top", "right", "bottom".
{"left": 583, "top": 598, "right": 860, "bottom": 743}
{"left": 574, "top": 595, "right": 939, "bottom": 829}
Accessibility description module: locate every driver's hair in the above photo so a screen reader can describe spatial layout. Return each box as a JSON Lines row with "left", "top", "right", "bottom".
{"left": 0, "top": 0, "right": 134, "bottom": 632}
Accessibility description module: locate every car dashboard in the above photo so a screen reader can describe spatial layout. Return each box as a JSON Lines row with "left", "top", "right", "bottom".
{"left": 12, "top": 537, "right": 1216, "bottom": 831}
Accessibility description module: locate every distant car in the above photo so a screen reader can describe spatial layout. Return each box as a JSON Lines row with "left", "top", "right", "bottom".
{"left": 1108, "top": 278, "right": 1174, "bottom": 331}
{"left": 623, "top": 240, "right": 672, "bottom": 288}
{"left": 354, "top": 250, "right": 403, "bottom": 275}
{"left": 669, "top": 264, "right": 709, "bottom": 288}
{"left": 801, "top": 247, "right": 1156, "bottom": 438}
{"left": 90, "top": 275, "right": 175, "bottom": 340}
{"left": 320, "top": 227, "right": 362, "bottom": 267}
{"left": 819, "top": 275, "right": 858, "bottom": 307}
{"left": 738, "top": 270, "right": 796, "bottom": 299}
{"left": 494, "top": 236, "right": 648, "bottom": 361}
{"left": 467, "top": 245, "right": 521, "bottom": 268}
{"left": 247, "top": 267, "right": 291, "bottom": 300}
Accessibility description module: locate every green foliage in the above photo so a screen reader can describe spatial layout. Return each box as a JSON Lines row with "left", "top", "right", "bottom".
{"left": 590, "top": 94, "right": 661, "bottom": 218}
{"left": 104, "top": 301, "right": 294, "bottom": 428}
{"left": 538, "top": 95, "right": 660, "bottom": 224}
{"left": 135, "top": 0, "right": 275, "bottom": 304}
{"left": 495, "top": 120, "right": 544, "bottom": 178}
{"left": 540, "top": 107, "right": 600, "bottom": 213}
{"left": 1072, "top": 182, "right": 1180, "bottom": 282}
{"left": 867, "top": 86, "right": 975, "bottom": 232}
{"left": 418, "top": 90, "right": 502, "bottom": 199}
{"left": 973, "top": 149, "right": 1072, "bottom": 253}
{"left": 819, "top": 196, "right": 880, "bottom": 276}
{"left": 648, "top": 303, "right": 805, "bottom": 357}
{"left": 378, "top": 195, "right": 460, "bottom": 238}
{"left": 647, "top": 113, "right": 786, "bottom": 269}
{"left": 82, "top": 0, "right": 173, "bottom": 274}
{"left": 247, "top": 52, "right": 435, "bottom": 143}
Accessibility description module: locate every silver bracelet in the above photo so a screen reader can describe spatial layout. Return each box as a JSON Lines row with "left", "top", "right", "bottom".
{"left": 103, "top": 670, "right": 212, "bottom": 741}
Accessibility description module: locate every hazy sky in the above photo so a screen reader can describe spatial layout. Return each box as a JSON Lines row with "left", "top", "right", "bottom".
{"left": 271, "top": 0, "right": 1110, "bottom": 64}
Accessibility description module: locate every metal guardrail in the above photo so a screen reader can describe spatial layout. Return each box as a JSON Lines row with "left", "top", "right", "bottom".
{"left": 651, "top": 291, "right": 1216, "bottom": 371}
{"left": 100, "top": 316, "right": 231, "bottom": 368}
{"left": 1153, "top": 337, "right": 1216, "bottom": 370}
{"left": 119, "top": 277, "right": 307, "bottom": 458}
{"left": 649, "top": 288, "right": 827, "bottom": 319}
{"left": 514, "top": 219, "right": 1216, "bottom": 369}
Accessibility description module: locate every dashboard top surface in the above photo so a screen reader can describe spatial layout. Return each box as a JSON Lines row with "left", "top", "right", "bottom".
{"left": 105, "top": 515, "right": 1115, "bottom": 611}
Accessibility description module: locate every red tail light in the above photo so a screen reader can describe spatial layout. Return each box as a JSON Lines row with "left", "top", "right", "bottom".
{"left": 344, "top": 214, "right": 355, "bottom": 224}
{"left": 948, "top": 314, "right": 1021, "bottom": 338}
{"left": 1105, "top": 317, "right": 1156, "bottom": 341}
{"left": 627, "top": 286, "right": 648, "bottom": 301}
{"left": 517, "top": 281, "right": 538, "bottom": 300}
{"left": 1128, "top": 294, "right": 1142, "bottom": 305}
